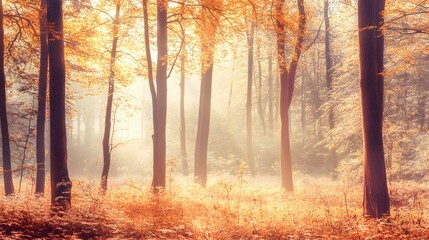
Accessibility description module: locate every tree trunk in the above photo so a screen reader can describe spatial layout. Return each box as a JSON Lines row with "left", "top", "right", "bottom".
{"left": 47, "top": 0, "right": 72, "bottom": 208}
{"left": 0, "top": 0, "right": 14, "bottom": 196}
{"left": 256, "top": 33, "right": 266, "bottom": 136}
{"left": 312, "top": 51, "right": 322, "bottom": 141}
{"left": 194, "top": 3, "right": 220, "bottom": 186}
{"left": 358, "top": 0, "right": 390, "bottom": 218}
{"left": 101, "top": 3, "right": 120, "bottom": 194}
{"left": 36, "top": 0, "right": 48, "bottom": 195}
{"left": 152, "top": 0, "right": 168, "bottom": 189}
{"left": 275, "top": 0, "right": 306, "bottom": 191}
{"left": 228, "top": 55, "right": 235, "bottom": 112}
{"left": 77, "top": 108, "right": 81, "bottom": 145}
{"left": 301, "top": 68, "right": 306, "bottom": 133}
{"left": 246, "top": 21, "right": 255, "bottom": 176}
{"left": 268, "top": 48, "right": 274, "bottom": 132}
{"left": 274, "top": 63, "right": 279, "bottom": 127}
{"left": 143, "top": 0, "right": 157, "bottom": 189}
{"left": 324, "top": 0, "right": 337, "bottom": 180}
{"left": 180, "top": 41, "right": 189, "bottom": 176}
{"left": 194, "top": 56, "right": 214, "bottom": 187}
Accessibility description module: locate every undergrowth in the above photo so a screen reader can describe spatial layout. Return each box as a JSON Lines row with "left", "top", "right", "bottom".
{"left": 0, "top": 174, "right": 428, "bottom": 239}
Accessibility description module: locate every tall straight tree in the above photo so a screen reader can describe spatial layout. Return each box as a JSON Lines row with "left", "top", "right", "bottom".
{"left": 267, "top": 47, "right": 274, "bottom": 132}
{"left": 101, "top": 3, "right": 120, "bottom": 194}
{"left": 153, "top": 0, "right": 168, "bottom": 189}
{"left": 246, "top": 20, "right": 255, "bottom": 176}
{"left": 180, "top": 41, "right": 189, "bottom": 176}
{"left": 194, "top": 0, "right": 221, "bottom": 187}
{"left": 47, "top": 0, "right": 72, "bottom": 208}
{"left": 256, "top": 31, "right": 266, "bottom": 136}
{"left": 324, "top": 0, "right": 337, "bottom": 180}
{"left": 36, "top": 0, "right": 48, "bottom": 195}
{"left": 143, "top": 0, "right": 168, "bottom": 189}
{"left": 0, "top": 0, "right": 14, "bottom": 196}
{"left": 358, "top": 0, "right": 390, "bottom": 218}
{"left": 179, "top": 1, "right": 188, "bottom": 176}
{"left": 275, "top": 0, "right": 306, "bottom": 191}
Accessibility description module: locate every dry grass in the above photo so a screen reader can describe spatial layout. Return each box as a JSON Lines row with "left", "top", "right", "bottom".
{"left": 0, "top": 174, "right": 428, "bottom": 239}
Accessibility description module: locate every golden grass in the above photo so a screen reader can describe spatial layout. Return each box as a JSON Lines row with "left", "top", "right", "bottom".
{"left": 0, "top": 174, "right": 428, "bottom": 239}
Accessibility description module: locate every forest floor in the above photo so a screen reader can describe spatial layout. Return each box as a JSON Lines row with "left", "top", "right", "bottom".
{"left": 0, "top": 174, "right": 428, "bottom": 239}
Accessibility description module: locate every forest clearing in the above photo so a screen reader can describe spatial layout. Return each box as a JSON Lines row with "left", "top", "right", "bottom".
{"left": 0, "top": 176, "right": 428, "bottom": 239}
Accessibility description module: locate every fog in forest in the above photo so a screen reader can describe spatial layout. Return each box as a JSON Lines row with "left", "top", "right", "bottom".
{"left": 67, "top": 61, "right": 284, "bottom": 180}
{"left": 0, "top": 0, "right": 428, "bottom": 238}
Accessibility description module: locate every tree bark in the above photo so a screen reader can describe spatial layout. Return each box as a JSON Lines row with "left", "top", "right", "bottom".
{"left": 301, "top": 68, "right": 306, "bottom": 133}
{"left": 0, "top": 0, "right": 14, "bottom": 196}
{"left": 152, "top": 0, "right": 168, "bottom": 189}
{"left": 77, "top": 108, "right": 81, "bottom": 144}
{"left": 246, "top": 21, "right": 255, "bottom": 176}
{"left": 180, "top": 42, "right": 189, "bottom": 176}
{"left": 47, "top": 0, "right": 72, "bottom": 208}
{"left": 36, "top": 0, "right": 48, "bottom": 195}
{"left": 143, "top": 0, "right": 158, "bottom": 189}
{"left": 268, "top": 47, "right": 274, "bottom": 132}
{"left": 194, "top": 3, "right": 218, "bottom": 187}
{"left": 256, "top": 33, "right": 266, "bottom": 136}
{"left": 324, "top": 0, "right": 337, "bottom": 180}
{"left": 194, "top": 59, "right": 213, "bottom": 187}
{"left": 358, "top": 0, "right": 390, "bottom": 218}
{"left": 275, "top": 0, "right": 306, "bottom": 191}
{"left": 101, "top": 3, "right": 120, "bottom": 194}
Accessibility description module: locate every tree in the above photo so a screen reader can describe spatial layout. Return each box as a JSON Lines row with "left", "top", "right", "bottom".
{"left": 178, "top": 2, "right": 188, "bottom": 176}
{"left": 36, "top": 0, "right": 48, "bottom": 195}
{"left": 47, "top": 0, "right": 72, "bottom": 208}
{"left": 358, "top": 0, "right": 390, "bottom": 218}
{"left": 0, "top": 0, "right": 14, "bottom": 196}
{"left": 268, "top": 47, "right": 274, "bottom": 132}
{"left": 101, "top": 2, "right": 121, "bottom": 194}
{"left": 256, "top": 30, "right": 266, "bottom": 136}
{"left": 194, "top": 0, "right": 221, "bottom": 187}
{"left": 143, "top": 0, "right": 168, "bottom": 189}
{"left": 324, "top": 0, "right": 337, "bottom": 180}
{"left": 246, "top": 20, "right": 255, "bottom": 176}
{"left": 180, "top": 41, "right": 189, "bottom": 176}
{"left": 275, "top": 0, "right": 306, "bottom": 191}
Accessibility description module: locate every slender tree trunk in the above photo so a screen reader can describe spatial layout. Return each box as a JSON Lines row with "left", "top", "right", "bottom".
{"left": 77, "top": 108, "right": 81, "bottom": 145}
{"left": 274, "top": 62, "right": 279, "bottom": 127}
{"left": 256, "top": 34, "right": 266, "bottom": 136}
{"left": 47, "top": 0, "right": 72, "bottom": 208}
{"left": 36, "top": 0, "right": 48, "bottom": 195}
{"left": 194, "top": 55, "right": 213, "bottom": 187}
{"left": 194, "top": 3, "right": 219, "bottom": 186}
{"left": 228, "top": 55, "right": 235, "bottom": 112}
{"left": 20, "top": 101, "right": 34, "bottom": 193}
{"left": 101, "top": 3, "right": 120, "bottom": 194}
{"left": 312, "top": 52, "right": 322, "bottom": 141}
{"left": 324, "top": 0, "right": 337, "bottom": 180}
{"left": 301, "top": 68, "right": 306, "bottom": 133}
{"left": 275, "top": 0, "right": 306, "bottom": 191}
{"left": 268, "top": 48, "right": 274, "bottom": 132}
{"left": 143, "top": 0, "right": 158, "bottom": 188}
{"left": 246, "top": 21, "right": 256, "bottom": 176}
{"left": 152, "top": 0, "right": 168, "bottom": 189}
{"left": 180, "top": 41, "right": 189, "bottom": 176}
{"left": 0, "top": 0, "right": 14, "bottom": 196}
{"left": 358, "top": 0, "right": 390, "bottom": 218}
